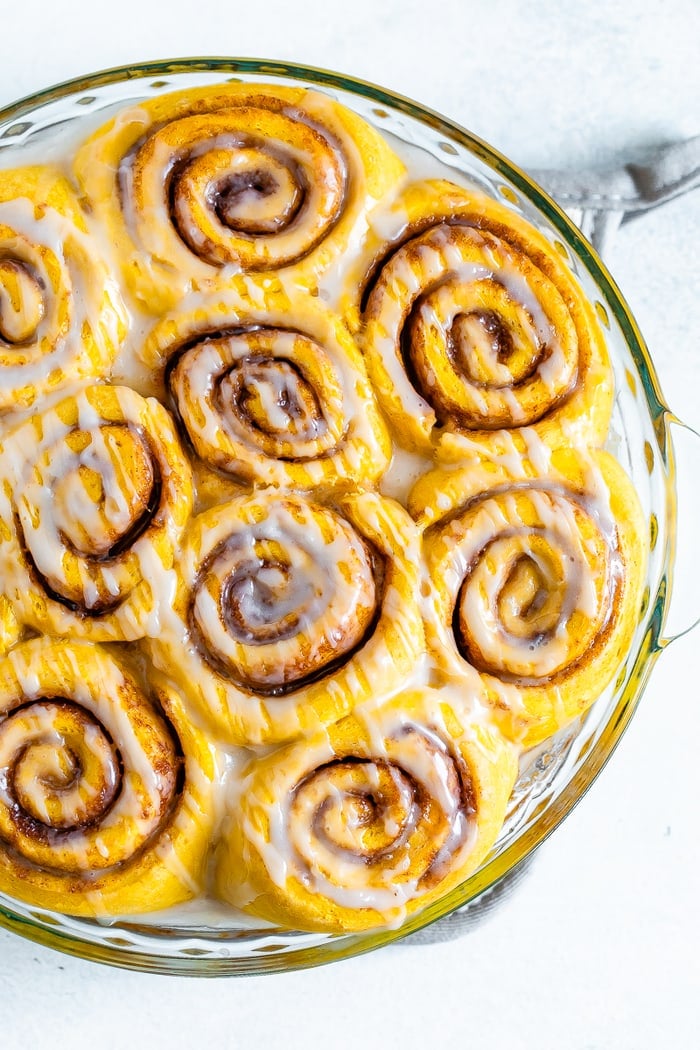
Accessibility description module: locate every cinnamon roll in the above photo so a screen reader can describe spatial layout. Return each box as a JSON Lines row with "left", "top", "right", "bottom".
{"left": 351, "top": 180, "right": 612, "bottom": 454}
{"left": 0, "top": 384, "right": 193, "bottom": 641}
{"left": 148, "top": 490, "right": 424, "bottom": 746}
{"left": 215, "top": 687, "right": 517, "bottom": 932}
{"left": 74, "top": 83, "right": 406, "bottom": 314}
{"left": 0, "top": 167, "right": 127, "bottom": 414}
{"left": 140, "top": 286, "right": 391, "bottom": 491}
{"left": 0, "top": 638, "right": 216, "bottom": 916}
{"left": 413, "top": 436, "right": 647, "bottom": 747}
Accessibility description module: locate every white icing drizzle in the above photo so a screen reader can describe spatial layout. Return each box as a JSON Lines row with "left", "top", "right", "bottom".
{"left": 380, "top": 444, "right": 435, "bottom": 505}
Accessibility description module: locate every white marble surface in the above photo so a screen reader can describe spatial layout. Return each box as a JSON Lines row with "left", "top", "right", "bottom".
{"left": 0, "top": 2, "right": 699, "bottom": 1047}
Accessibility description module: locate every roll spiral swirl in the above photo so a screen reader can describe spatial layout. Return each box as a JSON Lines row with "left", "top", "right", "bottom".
{"left": 0, "top": 638, "right": 216, "bottom": 915}
{"left": 141, "top": 287, "right": 390, "bottom": 490}
{"left": 0, "top": 597, "right": 19, "bottom": 657}
{"left": 0, "top": 384, "right": 193, "bottom": 641}
{"left": 74, "top": 83, "right": 405, "bottom": 313}
{"left": 352, "top": 180, "right": 612, "bottom": 454}
{"left": 413, "top": 438, "right": 647, "bottom": 747}
{"left": 148, "top": 490, "right": 424, "bottom": 745}
{"left": 0, "top": 167, "right": 126, "bottom": 413}
{"left": 215, "top": 688, "right": 517, "bottom": 932}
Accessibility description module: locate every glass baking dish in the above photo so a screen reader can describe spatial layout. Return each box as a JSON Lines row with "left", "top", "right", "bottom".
{"left": 0, "top": 57, "right": 695, "bottom": 976}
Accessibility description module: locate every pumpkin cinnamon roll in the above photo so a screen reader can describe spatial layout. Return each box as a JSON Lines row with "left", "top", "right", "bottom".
{"left": 215, "top": 686, "right": 517, "bottom": 933}
{"left": 74, "top": 83, "right": 405, "bottom": 314}
{"left": 148, "top": 490, "right": 424, "bottom": 746}
{"left": 0, "top": 638, "right": 216, "bottom": 916}
{"left": 140, "top": 286, "right": 391, "bottom": 491}
{"left": 351, "top": 180, "right": 612, "bottom": 454}
{"left": 413, "top": 435, "right": 647, "bottom": 748}
{"left": 0, "top": 167, "right": 127, "bottom": 415}
{"left": 0, "top": 384, "right": 193, "bottom": 641}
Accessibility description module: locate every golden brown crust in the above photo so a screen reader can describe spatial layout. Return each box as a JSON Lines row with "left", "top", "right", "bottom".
{"left": 0, "top": 166, "right": 127, "bottom": 413}
{"left": 415, "top": 440, "right": 648, "bottom": 748}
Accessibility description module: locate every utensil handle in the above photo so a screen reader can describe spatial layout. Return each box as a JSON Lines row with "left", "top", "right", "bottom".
{"left": 531, "top": 135, "right": 700, "bottom": 254}
{"left": 658, "top": 413, "right": 700, "bottom": 647}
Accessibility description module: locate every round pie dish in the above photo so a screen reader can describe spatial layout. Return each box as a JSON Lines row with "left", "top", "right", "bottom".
{"left": 0, "top": 57, "right": 693, "bottom": 975}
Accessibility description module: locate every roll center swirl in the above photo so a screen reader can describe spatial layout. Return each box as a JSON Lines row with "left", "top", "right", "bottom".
{"left": 190, "top": 498, "right": 379, "bottom": 692}
{"left": 168, "top": 328, "right": 346, "bottom": 477}
{"left": 446, "top": 307, "right": 540, "bottom": 387}
{"left": 171, "top": 141, "right": 308, "bottom": 258}
{"left": 495, "top": 550, "right": 565, "bottom": 637}
{"left": 277, "top": 724, "right": 474, "bottom": 906}
{"left": 221, "top": 550, "right": 311, "bottom": 644}
{"left": 0, "top": 257, "right": 45, "bottom": 345}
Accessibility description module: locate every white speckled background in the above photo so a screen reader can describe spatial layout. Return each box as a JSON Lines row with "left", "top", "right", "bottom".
{"left": 0, "top": 2, "right": 698, "bottom": 1047}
